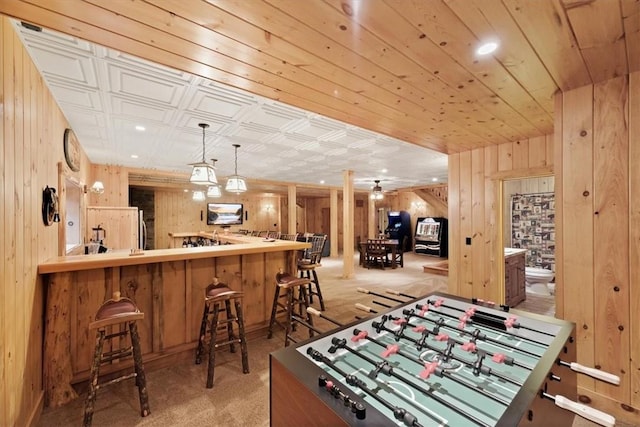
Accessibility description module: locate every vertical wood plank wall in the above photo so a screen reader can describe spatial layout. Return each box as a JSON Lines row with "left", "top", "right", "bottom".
{"left": 449, "top": 73, "right": 640, "bottom": 421}
{"left": 448, "top": 134, "right": 554, "bottom": 303}
{"left": 154, "top": 190, "right": 281, "bottom": 248}
{"left": 555, "top": 74, "right": 637, "bottom": 418}
{"left": 0, "top": 18, "right": 91, "bottom": 427}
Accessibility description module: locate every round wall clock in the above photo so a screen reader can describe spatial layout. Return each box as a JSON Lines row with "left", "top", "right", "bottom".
{"left": 63, "top": 128, "right": 81, "bottom": 172}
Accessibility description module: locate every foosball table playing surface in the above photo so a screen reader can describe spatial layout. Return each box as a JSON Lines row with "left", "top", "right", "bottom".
{"left": 270, "top": 292, "right": 614, "bottom": 426}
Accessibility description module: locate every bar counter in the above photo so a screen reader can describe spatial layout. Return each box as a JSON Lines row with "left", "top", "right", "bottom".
{"left": 38, "top": 235, "right": 309, "bottom": 408}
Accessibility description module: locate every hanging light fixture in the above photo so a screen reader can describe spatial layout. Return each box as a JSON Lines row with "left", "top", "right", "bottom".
{"left": 370, "top": 180, "right": 384, "bottom": 200}
{"left": 225, "top": 144, "right": 247, "bottom": 193}
{"left": 189, "top": 123, "right": 218, "bottom": 185}
{"left": 192, "top": 190, "right": 205, "bottom": 201}
{"left": 207, "top": 159, "right": 222, "bottom": 197}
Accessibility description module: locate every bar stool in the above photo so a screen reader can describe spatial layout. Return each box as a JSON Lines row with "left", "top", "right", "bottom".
{"left": 83, "top": 292, "right": 150, "bottom": 427}
{"left": 297, "top": 235, "right": 327, "bottom": 310}
{"left": 195, "top": 278, "right": 249, "bottom": 388}
{"left": 267, "top": 269, "right": 315, "bottom": 347}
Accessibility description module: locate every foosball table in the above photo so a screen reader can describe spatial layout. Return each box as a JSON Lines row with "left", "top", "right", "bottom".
{"left": 270, "top": 292, "right": 617, "bottom": 427}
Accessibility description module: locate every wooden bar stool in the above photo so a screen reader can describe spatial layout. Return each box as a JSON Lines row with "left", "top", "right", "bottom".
{"left": 195, "top": 278, "right": 249, "bottom": 388}
{"left": 267, "top": 269, "right": 315, "bottom": 347}
{"left": 297, "top": 235, "right": 327, "bottom": 310}
{"left": 83, "top": 292, "right": 150, "bottom": 427}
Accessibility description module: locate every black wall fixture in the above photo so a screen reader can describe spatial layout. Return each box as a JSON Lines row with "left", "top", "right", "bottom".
{"left": 42, "top": 186, "right": 60, "bottom": 226}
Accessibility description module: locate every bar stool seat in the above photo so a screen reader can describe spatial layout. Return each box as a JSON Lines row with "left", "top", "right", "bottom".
{"left": 83, "top": 292, "right": 150, "bottom": 427}
{"left": 195, "top": 278, "right": 249, "bottom": 388}
{"left": 268, "top": 269, "right": 315, "bottom": 347}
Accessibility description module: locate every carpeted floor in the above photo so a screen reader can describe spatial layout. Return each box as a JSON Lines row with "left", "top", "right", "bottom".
{"left": 36, "top": 253, "right": 623, "bottom": 427}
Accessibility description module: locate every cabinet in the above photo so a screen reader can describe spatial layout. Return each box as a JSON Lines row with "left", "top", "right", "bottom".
{"left": 504, "top": 251, "right": 526, "bottom": 307}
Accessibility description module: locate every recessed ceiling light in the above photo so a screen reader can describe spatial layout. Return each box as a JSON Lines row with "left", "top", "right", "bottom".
{"left": 381, "top": 169, "right": 388, "bottom": 173}
{"left": 476, "top": 41, "right": 499, "bottom": 56}
{"left": 432, "top": 177, "right": 438, "bottom": 182}
{"left": 183, "top": 189, "right": 189, "bottom": 192}
{"left": 131, "top": 154, "right": 139, "bottom": 159}
{"left": 135, "top": 125, "right": 145, "bottom": 131}
{"left": 320, "top": 180, "right": 325, "bottom": 184}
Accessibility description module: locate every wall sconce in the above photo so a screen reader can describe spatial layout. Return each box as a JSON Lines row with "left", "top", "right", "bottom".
{"left": 411, "top": 201, "right": 424, "bottom": 209}
{"left": 264, "top": 204, "right": 273, "bottom": 212}
{"left": 89, "top": 181, "right": 105, "bottom": 194}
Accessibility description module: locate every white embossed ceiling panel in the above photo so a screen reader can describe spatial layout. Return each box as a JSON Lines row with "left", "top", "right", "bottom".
{"left": 13, "top": 20, "right": 448, "bottom": 191}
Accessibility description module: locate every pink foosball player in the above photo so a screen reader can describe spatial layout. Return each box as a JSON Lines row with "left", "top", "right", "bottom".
{"left": 420, "top": 361, "right": 439, "bottom": 379}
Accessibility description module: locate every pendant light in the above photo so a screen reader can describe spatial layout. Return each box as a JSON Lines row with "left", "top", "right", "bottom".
{"left": 207, "top": 159, "right": 222, "bottom": 197}
{"left": 192, "top": 190, "right": 205, "bottom": 201}
{"left": 189, "top": 123, "right": 218, "bottom": 185}
{"left": 370, "top": 180, "right": 384, "bottom": 200}
{"left": 225, "top": 144, "right": 247, "bottom": 193}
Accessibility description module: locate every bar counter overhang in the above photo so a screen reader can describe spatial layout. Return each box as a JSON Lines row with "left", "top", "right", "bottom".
{"left": 38, "top": 235, "right": 309, "bottom": 408}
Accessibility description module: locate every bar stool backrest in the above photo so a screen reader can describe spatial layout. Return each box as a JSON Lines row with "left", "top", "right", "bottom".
{"left": 300, "top": 235, "right": 327, "bottom": 264}
{"left": 279, "top": 233, "right": 298, "bottom": 241}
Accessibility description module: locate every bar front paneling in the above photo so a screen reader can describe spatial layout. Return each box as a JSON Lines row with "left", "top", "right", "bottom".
{"left": 39, "top": 238, "right": 307, "bottom": 407}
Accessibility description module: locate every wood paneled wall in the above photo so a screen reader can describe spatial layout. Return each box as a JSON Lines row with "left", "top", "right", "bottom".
{"left": 0, "top": 18, "right": 91, "bottom": 426}
{"left": 554, "top": 73, "right": 639, "bottom": 420}
{"left": 154, "top": 190, "right": 281, "bottom": 249}
{"left": 447, "top": 134, "right": 553, "bottom": 304}
{"left": 305, "top": 195, "right": 369, "bottom": 251}
{"left": 382, "top": 191, "right": 442, "bottom": 244}
{"left": 448, "top": 74, "right": 640, "bottom": 422}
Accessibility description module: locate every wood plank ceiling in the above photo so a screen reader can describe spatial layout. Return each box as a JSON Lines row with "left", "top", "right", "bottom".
{"left": 1, "top": 0, "right": 638, "bottom": 156}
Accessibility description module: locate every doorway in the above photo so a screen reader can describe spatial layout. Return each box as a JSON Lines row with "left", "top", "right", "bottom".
{"left": 501, "top": 175, "right": 556, "bottom": 316}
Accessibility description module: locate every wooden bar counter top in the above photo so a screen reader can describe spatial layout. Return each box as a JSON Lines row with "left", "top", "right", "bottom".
{"left": 38, "top": 235, "right": 309, "bottom": 408}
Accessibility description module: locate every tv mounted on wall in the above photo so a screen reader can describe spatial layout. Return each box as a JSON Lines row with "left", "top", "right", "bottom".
{"left": 207, "top": 203, "right": 244, "bottom": 225}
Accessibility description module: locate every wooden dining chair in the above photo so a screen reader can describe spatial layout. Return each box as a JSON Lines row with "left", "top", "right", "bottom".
{"left": 365, "top": 239, "right": 387, "bottom": 270}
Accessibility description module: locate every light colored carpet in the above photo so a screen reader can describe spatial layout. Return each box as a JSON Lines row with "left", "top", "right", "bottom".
{"left": 36, "top": 253, "right": 625, "bottom": 426}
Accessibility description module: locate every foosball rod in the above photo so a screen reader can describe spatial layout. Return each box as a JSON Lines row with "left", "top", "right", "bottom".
{"left": 403, "top": 308, "right": 540, "bottom": 364}
{"left": 426, "top": 298, "right": 556, "bottom": 338}
{"left": 307, "top": 307, "right": 343, "bottom": 327}
{"left": 358, "top": 288, "right": 407, "bottom": 304}
{"left": 306, "top": 308, "right": 512, "bottom": 406}
{"left": 350, "top": 329, "right": 511, "bottom": 407}
{"left": 330, "top": 338, "right": 493, "bottom": 427}
{"left": 306, "top": 347, "right": 425, "bottom": 427}
{"left": 305, "top": 308, "right": 511, "bottom": 406}
{"left": 355, "top": 303, "right": 378, "bottom": 314}
{"left": 386, "top": 289, "right": 417, "bottom": 299}
{"left": 417, "top": 303, "right": 549, "bottom": 348}
{"left": 540, "top": 391, "right": 615, "bottom": 427}
{"left": 291, "top": 315, "right": 324, "bottom": 335}
{"left": 373, "top": 317, "right": 523, "bottom": 387}
{"left": 556, "top": 360, "right": 620, "bottom": 385}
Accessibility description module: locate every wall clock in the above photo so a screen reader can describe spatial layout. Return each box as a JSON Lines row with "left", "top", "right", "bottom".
{"left": 63, "top": 128, "right": 81, "bottom": 172}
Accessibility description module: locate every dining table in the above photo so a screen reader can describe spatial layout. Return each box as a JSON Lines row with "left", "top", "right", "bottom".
{"left": 358, "top": 239, "right": 401, "bottom": 269}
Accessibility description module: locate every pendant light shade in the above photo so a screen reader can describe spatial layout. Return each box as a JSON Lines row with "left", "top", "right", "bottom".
{"left": 207, "top": 185, "right": 222, "bottom": 198}
{"left": 225, "top": 144, "right": 247, "bottom": 193}
{"left": 192, "top": 190, "right": 205, "bottom": 201}
{"left": 370, "top": 180, "right": 384, "bottom": 200}
{"left": 207, "top": 159, "right": 222, "bottom": 197}
{"left": 189, "top": 123, "right": 218, "bottom": 186}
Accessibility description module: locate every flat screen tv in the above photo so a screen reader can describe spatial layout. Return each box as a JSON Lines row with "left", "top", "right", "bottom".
{"left": 207, "top": 203, "right": 244, "bottom": 225}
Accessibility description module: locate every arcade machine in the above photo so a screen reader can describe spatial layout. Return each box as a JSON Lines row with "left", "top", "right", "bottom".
{"left": 385, "top": 210, "right": 411, "bottom": 252}
{"left": 414, "top": 217, "right": 448, "bottom": 257}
